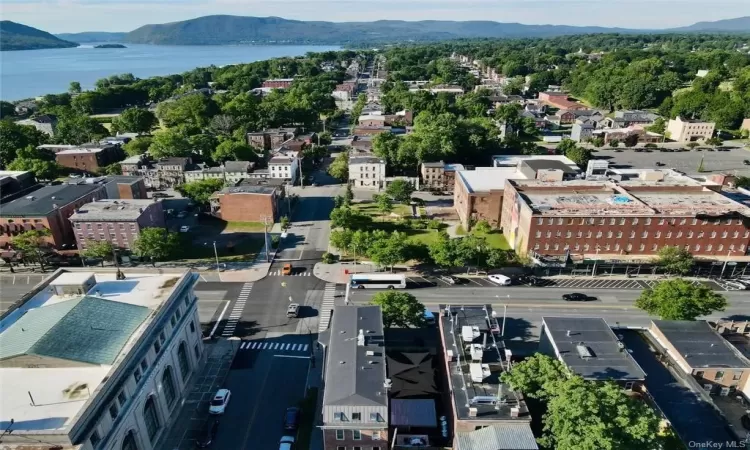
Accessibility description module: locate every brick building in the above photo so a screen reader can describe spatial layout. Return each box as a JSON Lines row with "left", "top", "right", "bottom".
{"left": 322, "top": 306, "right": 389, "bottom": 450}
{"left": 120, "top": 156, "right": 192, "bottom": 189}
{"left": 501, "top": 173, "right": 750, "bottom": 260}
{"left": 246, "top": 127, "right": 297, "bottom": 151}
{"left": 352, "top": 126, "right": 392, "bottom": 136}
{"left": 262, "top": 78, "right": 294, "bottom": 89}
{"left": 649, "top": 320, "right": 750, "bottom": 396}
{"left": 421, "top": 161, "right": 465, "bottom": 192}
{"left": 69, "top": 199, "right": 165, "bottom": 251}
{"left": 537, "top": 91, "right": 587, "bottom": 111}
{"left": 0, "top": 184, "right": 106, "bottom": 250}
{"left": 55, "top": 144, "right": 123, "bottom": 173}
{"left": 210, "top": 184, "right": 281, "bottom": 223}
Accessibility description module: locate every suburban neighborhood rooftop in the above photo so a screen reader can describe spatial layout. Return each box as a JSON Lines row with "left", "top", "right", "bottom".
{"left": 652, "top": 320, "right": 750, "bottom": 369}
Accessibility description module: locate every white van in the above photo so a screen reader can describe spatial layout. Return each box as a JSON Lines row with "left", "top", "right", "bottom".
{"left": 487, "top": 274, "right": 512, "bottom": 286}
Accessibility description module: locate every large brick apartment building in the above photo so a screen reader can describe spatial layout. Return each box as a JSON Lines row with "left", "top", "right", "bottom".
{"left": 209, "top": 183, "right": 282, "bottom": 223}
{"left": 55, "top": 144, "right": 123, "bottom": 173}
{"left": 69, "top": 199, "right": 165, "bottom": 251}
{"left": 501, "top": 172, "right": 750, "bottom": 260}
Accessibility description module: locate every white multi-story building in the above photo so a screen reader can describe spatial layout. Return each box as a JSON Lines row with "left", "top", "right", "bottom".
{"left": 666, "top": 116, "right": 716, "bottom": 142}
{"left": 184, "top": 161, "right": 255, "bottom": 185}
{"left": 268, "top": 156, "right": 299, "bottom": 184}
{"left": 0, "top": 269, "right": 203, "bottom": 450}
{"left": 349, "top": 156, "right": 386, "bottom": 190}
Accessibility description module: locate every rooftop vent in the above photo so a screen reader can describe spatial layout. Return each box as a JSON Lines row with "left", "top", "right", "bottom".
{"left": 576, "top": 344, "right": 593, "bottom": 359}
{"left": 357, "top": 329, "right": 365, "bottom": 346}
{"left": 25, "top": 196, "right": 35, "bottom": 200}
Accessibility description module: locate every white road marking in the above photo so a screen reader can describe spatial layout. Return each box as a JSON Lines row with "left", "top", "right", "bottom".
{"left": 274, "top": 355, "right": 310, "bottom": 359}
{"left": 208, "top": 300, "right": 231, "bottom": 338}
{"left": 301, "top": 344, "right": 309, "bottom": 352}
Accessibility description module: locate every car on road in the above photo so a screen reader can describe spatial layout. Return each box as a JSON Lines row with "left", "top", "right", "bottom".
{"left": 562, "top": 293, "right": 595, "bottom": 302}
{"left": 487, "top": 274, "right": 511, "bottom": 286}
{"left": 282, "top": 264, "right": 293, "bottom": 275}
{"left": 287, "top": 303, "right": 300, "bottom": 318}
{"left": 744, "top": 159, "right": 750, "bottom": 166}
{"left": 438, "top": 275, "right": 459, "bottom": 285}
{"left": 152, "top": 192, "right": 169, "bottom": 198}
{"left": 283, "top": 407, "right": 301, "bottom": 431}
{"left": 196, "top": 420, "right": 219, "bottom": 448}
{"left": 179, "top": 226, "right": 191, "bottom": 233}
{"left": 177, "top": 211, "right": 188, "bottom": 218}
{"left": 517, "top": 275, "right": 543, "bottom": 286}
{"left": 208, "top": 389, "right": 231, "bottom": 415}
{"left": 279, "top": 436, "right": 295, "bottom": 450}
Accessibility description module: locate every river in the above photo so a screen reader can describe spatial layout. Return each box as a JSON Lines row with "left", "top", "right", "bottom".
{"left": 0, "top": 43, "right": 341, "bottom": 101}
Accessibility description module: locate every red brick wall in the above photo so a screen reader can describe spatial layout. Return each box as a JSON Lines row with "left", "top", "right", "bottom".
{"left": 57, "top": 152, "right": 102, "bottom": 172}
{"left": 218, "top": 193, "right": 277, "bottom": 222}
{"left": 322, "top": 428, "right": 388, "bottom": 450}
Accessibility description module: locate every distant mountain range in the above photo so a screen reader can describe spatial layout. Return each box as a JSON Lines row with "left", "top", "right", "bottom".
{"left": 3, "top": 15, "right": 750, "bottom": 51}
{"left": 0, "top": 20, "right": 77, "bottom": 51}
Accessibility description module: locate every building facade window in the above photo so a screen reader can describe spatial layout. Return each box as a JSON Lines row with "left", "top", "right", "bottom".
{"left": 336, "top": 430, "right": 345, "bottom": 440}
{"left": 178, "top": 342, "right": 191, "bottom": 381}
{"left": 352, "top": 430, "right": 362, "bottom": 440}
{"left": 121, "top": 431, "right": 139, "bottom": 450}
{"left": 143, "top": 396, "right": 161, "bottom": 443}
{"left": 90, "top": 430, "right": 101, "bottom": 448}
{"left": 162, "top": 367, "right": 177, "bottom": 408}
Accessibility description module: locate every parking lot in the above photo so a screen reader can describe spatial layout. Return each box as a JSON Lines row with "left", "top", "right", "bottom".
{"left": 404, "top": 274, "right": 740, "bottom": 291}
{"left": 0, "top": 273, "right": 49, "bottom": 313}
{"left": 596, "top": 145, "right": 750, "bottom": 176}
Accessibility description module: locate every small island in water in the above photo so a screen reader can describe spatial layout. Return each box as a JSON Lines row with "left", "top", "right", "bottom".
{"left": 94, "top": 44, "right": 127, "bottom": 48}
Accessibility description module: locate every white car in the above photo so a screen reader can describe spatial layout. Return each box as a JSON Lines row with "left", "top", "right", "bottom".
{"left": 208, "top": 389, "right": 231, "bottom": 414}
{"left": 487, "top": 274, "right": 511, "bottom": 286}
{"left": 179, "top": 226, "right": 190, "bottom": 233}
{"left": 279, "top": 436, "right": 295, "bottom": 450}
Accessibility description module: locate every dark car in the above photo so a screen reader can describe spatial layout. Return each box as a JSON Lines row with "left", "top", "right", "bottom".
{"left": 196, "top": 420, "right": 219, "bottom": 448}
{"left": 284, "top": 407, "right": 301, "bottom": 431}
{"left": 563, "top": 293, "right": 595, "bottom": 302}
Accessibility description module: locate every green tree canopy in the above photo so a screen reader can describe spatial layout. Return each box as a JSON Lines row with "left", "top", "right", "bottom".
{"left": 82, "top": 240, "right": 115, "bottom": 267}
{"left": 156, "top": 94, "right": 218, "bottom": 129}
{"left": 655, "top": 245, "right": 694, "bottom": 275}
{"left": 500, "top": 353, "right": 569, "bottom": 399}
{"left": 11, "top": 228, "right": 52, "bottom": 271}
{"left": 374, "top": 193, "right": 394, "bottom": 220}
{"left": 148, "top": 129, "right": 193, "bottom": 158}
{"left": 367, "top": 230, "right": 408, "bottom": 270}
{"left": 68, "top": 81, "right": 82, "bottom": 94}
{"left": 0, "top": 120, "right": 50, "bottom": 167}
{"left": 328, "top": 152, "right": 349, "bottom": 181}
{"left": 54, "top": 111, "right": 108, "bottom": 144}
{"left": 385, "top": 179, "right": 415, "bottom": 203}
{"left": 635, "top": 278, "right": 728, "bottom": 320}
{"left": 212, "top": 139, "right": 258, "bottom": 163}
{"left": 0, "top": 101, "right": 15, "bottom": 118}
{"left": 133, "top": 228, "right": 180, "bottom": 266}
{"left": 112, "top": 107, "right": 157, "bottom": 135}
{"left": 177, "top": 178, "right": 225, "bottom": 207}
{"left": 370, "top": 291, "right": 426, "bottom": 328}
{"left": 7, "top": 145, "right": 61, "bottom": 180}
{"left": 122, "top": 136, "right": 153, "bottom": 156}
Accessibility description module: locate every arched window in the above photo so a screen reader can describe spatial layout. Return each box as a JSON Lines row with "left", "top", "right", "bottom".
{"left": 162, "top": 367, "right": 177, "bottom": 408}
{"left": 121, "top": 430, "right": 138, "bottom": 450}
{"left": 143, "top": 396, "right": 161, "bottom": 443}
{"left": 177, "top": 342, "right": 190, "bottom": 381}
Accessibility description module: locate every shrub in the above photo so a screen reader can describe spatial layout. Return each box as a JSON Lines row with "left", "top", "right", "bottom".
{"left": 427, "top": 219, "right": 442, "bottom": 230}
{"left": 321, "top": 252, "right": 336, "bottom": 264}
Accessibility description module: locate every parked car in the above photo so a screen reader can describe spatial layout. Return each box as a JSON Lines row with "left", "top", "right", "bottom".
{"left": 196, "top": 420, "right": 219, "bottom": 448}
{"left": 279, "top": 436, "right": 295, "bottom": 450}
{"left": 655, "top": 161, "right": 665, "bottom": 167}
{"left": 286, "top": 303, "right": 300, "bottom": 318}
{"left": 487, "top": 274, "right": 511, "bottom": 286}
{"left": 562, "top": 293, "right": 595, "bottom": 302}
{"left": 180, "top": 226, "right": 191, "bottom": 233}
{"left": 209, "top": 389, "right": 231, "bottom": 415}
{"left": 283, "top": 407, "right": 301, "bottom": 431}
{"left": 438, "top": 275, "right": 459, "bottom": 285}
{"left": 282, "top": 263, "right": 293, "bottom": 275}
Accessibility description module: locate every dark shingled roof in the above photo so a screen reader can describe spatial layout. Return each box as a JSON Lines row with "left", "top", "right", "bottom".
{"left": 652, "top": 320, "right": 750, "bottom": 369}
{"left": 0, "top": 184, "right": 102, "bottom": 217}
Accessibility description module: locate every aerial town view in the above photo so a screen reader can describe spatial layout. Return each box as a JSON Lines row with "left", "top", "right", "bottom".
{"left": 2, "top": 2, "right": 750, "bottom": 450}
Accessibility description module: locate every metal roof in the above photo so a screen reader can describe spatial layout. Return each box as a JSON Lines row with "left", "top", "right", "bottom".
{"left": 0, "top": 296, "right": 150, "bottom": 365}
{"left": 543, "top": 317, "right": 646, "bottom": 381}
{"left": 0, "top": 184, "right": 102, "bottom": 217}
{"left": 652, "top": 320, "right": 750, "bottom": 369}
{"left": 390, "top": 399, "right": 437, "bottom": 427}
{"left": 455, "top": 424, "right": 539, "bottom": 450}
{"left": 323, "top": 305, "right": 387, "bottom": 407}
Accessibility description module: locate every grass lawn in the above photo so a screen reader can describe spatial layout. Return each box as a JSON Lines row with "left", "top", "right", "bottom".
{"left": 224, "top": 221, "right": 266, "bottom": 232}
{"left": 353, "top": 202, "right": 412, "bottom": 219}
{"left": 404, "top": 229, "right": 442, "bottom": 246}
{"left": 477, "top": 231, "right": 511, "bottom": 250}
{"left": 455, "top": 224, "right": 467, "bottom": 236}
{"left": 172, "top": 235, "right": 263, "bottom": 263}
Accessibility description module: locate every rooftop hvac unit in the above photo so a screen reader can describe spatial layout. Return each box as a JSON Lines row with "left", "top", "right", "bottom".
{"left": 469, "top": 344, "right": 483, "bottom": 361}
{"left": 462, "top": 326, "right": 480, "bottom": 342}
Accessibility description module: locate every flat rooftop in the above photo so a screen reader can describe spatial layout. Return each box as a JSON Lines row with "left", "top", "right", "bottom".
{"left": 492, "top": 154, "right": 579, "bottom": 170}
{"left": 439, "top": 305, "right": 529, "bottom": 422}
{"left": 56, "top": 147, "right": 108, "bottom": 155}
{"left": 0, "top": 270, "right": 191, "bottom": 434}
{"left": 216, "top": 185, "right": 277, "bottom": 195}
{"left": 543, "top": 317, "right": 646, "bottom": 381}
{"left": 457, "top": 167, "right": 527, "bottom": 193}
{"left": 350, "top": 156, "right": 384, "bottom": 165}
{"left": 0, "top": 184, "right": 102, "bottom": 217}
{"left": 652, "top": 320, "right": 750, "bottom": 369}
{"left": 69, "top": 199, "right": 157, "bottom": 221}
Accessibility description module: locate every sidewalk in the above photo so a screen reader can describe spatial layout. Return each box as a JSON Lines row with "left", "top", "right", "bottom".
{"left": 159, "top": 339, "right": 240, "bottom": 450}
{"left": 307, "top": 333, "right": 328, "bottom": 450}
{"left": 313, "top": 262, "right": 377, "bottom": 283}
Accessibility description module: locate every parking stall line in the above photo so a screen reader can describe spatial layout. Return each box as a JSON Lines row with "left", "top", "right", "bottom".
{"left": 465, "top": 278, "right": 483, "bottom": 286}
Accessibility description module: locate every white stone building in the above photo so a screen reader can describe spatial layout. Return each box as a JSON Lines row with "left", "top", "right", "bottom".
{"left": 0, "top": 269, "right": 203, "bottom": 450}
{"left": 666, "top": 116, "right": 716, "bottom": 143}
{"left": 184, "top": 161, "right": 255, "bottom": 185}
{"left": 268, "top": 156, "right": 299, "bottom": 184}
{"left": 349, "top": 156, "right": 386, "bottom": 190}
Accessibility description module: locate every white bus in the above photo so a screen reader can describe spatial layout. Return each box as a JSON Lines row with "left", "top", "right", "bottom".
{"left": 350, "top": 273, "right": 407, "bottom": 289}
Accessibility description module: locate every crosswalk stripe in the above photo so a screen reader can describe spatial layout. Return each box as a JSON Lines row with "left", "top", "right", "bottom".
{"left": 240, "top": 342, "right": 247, "bottom": 349}
{"left": 302, "top": 344, "right": 308, "bottom": 352}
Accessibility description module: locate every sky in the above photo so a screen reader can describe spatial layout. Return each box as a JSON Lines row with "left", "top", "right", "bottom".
{"left": 2, "top": 0, "right": 750, "bottom": 33}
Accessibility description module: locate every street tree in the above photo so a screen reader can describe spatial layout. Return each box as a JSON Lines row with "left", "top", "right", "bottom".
{"left": 328, "top": 152, "right": 349, "bottom": 181}
{"left": 7, "top": 145, "right": 60, "bottom": 180}
{"left": 177, "top": 178, "right": 225, "bottom": 208}
{"left": 82, "top": 240, "right": 115, "bottom": 267}
{"left": 102, "top": 163, "right": 122, "bottom": 175}
{"left": 635, "top": 278, "right": 728, "bottom": 320}
{"left": 112, "top": 108, "right": 157, "bottom": 135}
{"left": 11, "top": 229, "right": 52, "bottom": 271}
{"left": 386, "top": 179, "right": 415, "bottom": 204}
{"left": 212, "top": 139, "right": 257, "bottom": 163}
{"left": 374, "top": 194, "right": 394, "bottom": 221}
{"left": 368, "top": 231, "right": 408, "bottom": 271}
{"left": 122, "top": 136, "right": 153, "bottom": 156}
{"left": 705, "top": 137, "right": 723, "bottom": 147}
{"left": 486, "top": 248, "right": 509, "bottom": 269}
{"left": 349, "top": 230, "right": 374, "bottom": 262}
{"left": 500, "top": 353, "right": 570, "bottom": 399}
{"left": 148, "top": 129, "right": 192, "bottom": 158}
{"left": 428, "top": 231, "right": 461, "bottom": 268}
{"left": 564, "top": 145, "right": 593, "bottom": 168}
{"left": 329, "top": 229, "right": 353, "bottom": 254}
{"left": 371, "top": 291, "right": 426, "bottom": 328}
{"left": 280, "top": 216, "right": 290, "bottom": 230}
{"left": 133, "top": 228, "right": 180, "bottom": 266}
{"left": 655, "top": 245, "right": 694, "bottom": 275}
{"left": 686, "top": 142, "right": 700, "bottom": 150}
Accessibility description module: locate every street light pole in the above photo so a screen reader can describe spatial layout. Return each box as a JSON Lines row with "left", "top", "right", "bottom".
{"left": 720, "top": 249, "right": 732, "bottom": 279}
{"left": 212, "top": 241, "right": 220, "bottom": 276}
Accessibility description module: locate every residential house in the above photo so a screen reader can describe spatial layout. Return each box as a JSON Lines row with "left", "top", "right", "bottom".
{"left": 14, "top": 114, "right": 57, "bottom": 137}
{"left": 666, "top": 117, "right": 715, "bottom": 142}
{"left": 421, "top": 161, "right": 465, "bottom": 192}
{"left": 69, "top": 199, "right": 165, "bottom": 251}
{"left": 184, "top": 161, "right": 255, "bottom": 185}
{"left": 0, "top": 269, "right": 203, "bottom": 450}
{"left": 539, "top": 317, "right": 646, "bottom": 389}
{"left": 359, "top": 114, "right": 387, "bottom": 127}
{"left": 649, "top": 320, "right": 750, "bottom": 396}
{"left": 0, "top": 184, "right": 106, "bottom": 250}
{"left": 605, "top": 110, "right": 660, "bottom": 128}
{"left": 591, "top": 126, "right": 664, "bottom": 145}
{"left": 571, "top": 122, "right": 595, "bottom": 142}
{"left": 321, "top": 305, "right": 389, "bottom": 450}
{"left": 246, "top": 127, "right": 297, "bottom": 151}
{"left": 120, "top": 156, "right": 192, "bottom": 189}
{"left": 262, "top": 78, "right": 295, "bottom": 89}
{"left": 537, "top": 92, "right": 587, "bottom": 110}
{"left": 409, "top": 85, "right": 465, "bottom": 95}
{"left": 13, "top": 99, "right": 37, "bottom": 116}
{"left": 268, "top": 156, "right": 299, "bottom": 184}
{"left": 210, "top": 183, "right": 282, "bottom": 223}
{"left": 353, "top": 126, "right": 392, "bottom": 136}
{"left": 55, "top": 144, "right": 124, "bottom": 174}
{"left": 455, "top": 425, "right": 539, "bottom": 450}
{"left": 349, "top": 156, "right": 386, "bottom": 190}
{"left": 351, "top": 135, "right": 374, "bottom": 153}
{"left": 333, "top": 82, "right": 357, "bottom": 101}
{"left": 520, "top": 110, "right": 547, "bottom": 129}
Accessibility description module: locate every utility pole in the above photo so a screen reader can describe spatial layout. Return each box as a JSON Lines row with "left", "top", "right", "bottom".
{"left": 298, "top": 158, "right": 304, "bottom": 188}
{"left": 261, "top": 215, "right": 273, "bottom": 263}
